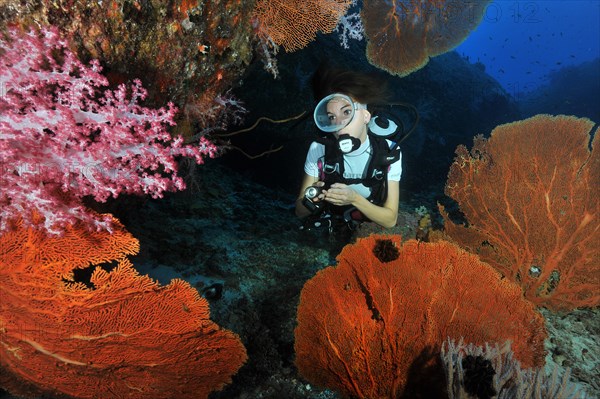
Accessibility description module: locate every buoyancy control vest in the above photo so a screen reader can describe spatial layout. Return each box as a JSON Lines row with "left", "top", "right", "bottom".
{"left": 316, "top": 133, "right": 401, "bottom": 208}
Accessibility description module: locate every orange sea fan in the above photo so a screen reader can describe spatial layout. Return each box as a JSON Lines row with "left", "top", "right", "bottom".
{"left": 441, "top": 114, "right": 599, "bottom": 311}
{"left": 294, "top": 236, "right": 546, "bottom": 398}
{"left": 362, "top": 0, "right": 491, "bottom": 76}
{"left": 252, "top": 0, "right": 353, "bottom": 52}
{"left": 0, "top": 217, "right": 247, "bottom": 399}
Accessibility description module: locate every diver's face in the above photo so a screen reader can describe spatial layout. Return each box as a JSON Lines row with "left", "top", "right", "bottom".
{"left": 326, "top": 98, "right": 369, "bottom": 142}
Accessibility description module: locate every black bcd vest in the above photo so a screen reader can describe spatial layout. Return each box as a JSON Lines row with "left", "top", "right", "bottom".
{"left": 315, "top": 134, "right": 401, "bottom": 217}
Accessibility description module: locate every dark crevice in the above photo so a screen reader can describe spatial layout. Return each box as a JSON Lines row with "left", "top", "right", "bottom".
{"left": 62, "top": 261, "right": 119, "bottom": 289}
{"left": 351, "top": 267, "right": 382, "bottom": 322}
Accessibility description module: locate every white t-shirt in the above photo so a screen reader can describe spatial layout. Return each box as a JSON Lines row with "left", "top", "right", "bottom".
{"left": 303, "top": 136, "right": 402, "bottom": 199}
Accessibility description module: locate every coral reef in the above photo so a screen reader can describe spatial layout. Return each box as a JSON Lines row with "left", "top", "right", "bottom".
{"left": 0, "top": 216, "right": 246, "bottom": 398}
{"left": 441, "top": 114, "right": 599, "bottom": 311}
{"left": 294, "top": 236, "right": 546, "bottom": 398}
{"left": 1, "top": 163, "right": 591, "bottom": 399}
{"left": 252, "top": 0, "right": 353, "bottom": 52}
{"left": 442, "top": 339, "right": 587, "bottom": 399}
{"left": 0, "top": 0, "right": 257, "bottom": 133}
{"left": 540, "top": 307, "right": 600, "bottom": 396}
{"left": 0, "top": 27, "right": 216, "bottom": 234}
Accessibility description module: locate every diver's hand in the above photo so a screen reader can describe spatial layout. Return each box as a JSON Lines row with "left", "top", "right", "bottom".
{"left": 312, "top": 181, "right": 328, "bottom": 201}
{"left": 323, "top": 183, "right": 358, "bottom": 206}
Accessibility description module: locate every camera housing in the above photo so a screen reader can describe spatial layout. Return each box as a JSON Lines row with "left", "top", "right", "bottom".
{"left": 302, "top": 184, "right": 327, "bottom": 214}
{"left": 304, "top": 185, "right": 323, "bottom": 200}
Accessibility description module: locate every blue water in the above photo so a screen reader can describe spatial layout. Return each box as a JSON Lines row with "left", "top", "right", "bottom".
{"left": 456, "top": 0, "right": 600, "bottom": 98}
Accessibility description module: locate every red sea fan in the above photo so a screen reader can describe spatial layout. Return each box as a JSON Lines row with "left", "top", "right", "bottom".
{"left": 295, "top": 236, "right": 546, "bottom": 398}
{"left": 361, "top": 0, "right": 490, "bottom": 76}
{"left": 0, "top": 217, "right": 247, "bottom": 398}
{"left": 252, "top": 0, "right": 353, "bottom": 52}
{"left": 441, "top": 114, "right": 599, "bottom": 311}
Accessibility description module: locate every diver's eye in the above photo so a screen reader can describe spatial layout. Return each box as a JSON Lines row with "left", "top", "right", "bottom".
{"left": 328, "top": 114, "right": 336, "bottom": 121}
{"left": 343, "top": 109, "right": 352, "bottom": 116}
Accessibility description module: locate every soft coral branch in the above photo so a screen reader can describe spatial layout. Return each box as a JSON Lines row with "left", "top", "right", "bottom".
{"left": 0, "top": 27, "right": 217, "bottom": 235}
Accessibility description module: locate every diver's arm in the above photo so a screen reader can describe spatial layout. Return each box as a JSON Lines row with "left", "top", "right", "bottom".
{"left": 352, "top": 180, "right": 399, "bottom": 228}
{"left": 351, "top": 180, "right": 399, "bottom": 228}
{"left": 325, "top": 180, "right": 399, "bottom": 228}
{"left": 295, "top": 173, "right": 321, "bottom": 218}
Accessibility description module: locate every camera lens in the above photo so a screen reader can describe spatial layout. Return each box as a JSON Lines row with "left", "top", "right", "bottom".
{"left": 304, "top": 186, "right": 321, "bottom": 199}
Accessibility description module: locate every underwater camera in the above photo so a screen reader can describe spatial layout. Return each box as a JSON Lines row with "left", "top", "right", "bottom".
{"left": 304, "top": 185, "right": 323, "bottom": 200}
{"left": 302, "top": 184, "right": 328, "bottom": 214}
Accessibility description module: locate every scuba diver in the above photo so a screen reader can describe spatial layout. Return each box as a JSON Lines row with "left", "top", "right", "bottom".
{"left": 296, "top": 66, "right": 412, "bottom": 241}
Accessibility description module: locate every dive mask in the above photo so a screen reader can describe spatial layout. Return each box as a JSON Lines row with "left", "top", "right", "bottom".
{"left": 313, "top": 93, "right": 367, "bottom": 133}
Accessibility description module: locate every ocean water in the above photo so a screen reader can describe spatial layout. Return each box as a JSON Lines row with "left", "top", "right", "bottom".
{"left": 456, "top": 0, "right": 600, "bottom": 99}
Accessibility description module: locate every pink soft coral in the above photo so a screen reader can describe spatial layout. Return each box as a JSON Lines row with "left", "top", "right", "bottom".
{"left": 0, "top": 27, "right": 217, "bottom": 234}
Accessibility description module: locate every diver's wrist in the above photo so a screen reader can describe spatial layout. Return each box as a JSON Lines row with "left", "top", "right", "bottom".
{"left": 350, "top": 191, "right": 364, "bottom": 207}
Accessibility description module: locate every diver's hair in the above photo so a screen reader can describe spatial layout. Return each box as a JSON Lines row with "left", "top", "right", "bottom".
{"left": 311, "top": 64, "right": 391, "bottom": 105}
